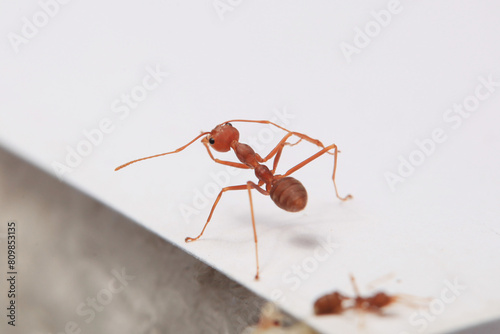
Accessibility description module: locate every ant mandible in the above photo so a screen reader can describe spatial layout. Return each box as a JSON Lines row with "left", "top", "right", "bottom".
{"left": 115, "top": 119, "right": 352, "bottom": 280}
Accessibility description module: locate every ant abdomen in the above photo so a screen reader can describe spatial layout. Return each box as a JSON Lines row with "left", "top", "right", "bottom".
{"left": 314, "top": 292, "right": 347, "bottom": 315}
{"left": 270, "top": 177, "right": 308, "bottom": 212}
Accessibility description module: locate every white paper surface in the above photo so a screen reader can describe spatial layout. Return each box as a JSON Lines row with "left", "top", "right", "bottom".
{"left": 1, "top": 1, "right": 500, "bottom": 333}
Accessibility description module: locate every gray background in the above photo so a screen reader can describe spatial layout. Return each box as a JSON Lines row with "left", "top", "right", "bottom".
{"left": 0, "top": 146, "right": 268, "bottom": 334}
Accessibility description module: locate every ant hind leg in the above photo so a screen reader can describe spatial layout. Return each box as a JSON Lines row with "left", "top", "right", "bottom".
{"left": 282, "top": 143, "right": 352, "bottom": 201}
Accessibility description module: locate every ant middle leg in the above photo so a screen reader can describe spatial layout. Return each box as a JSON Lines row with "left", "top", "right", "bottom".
{"left": 185, "top": 181, "right": 269, "bottom": 280}
{"left": 185, "top": 184, "right": 249, "bottom": 243}
{"left": 269, "top": 136, "right": 303, "bottom": 175}
{"left": 257, "top": 131, "right": 329, "bottom": 163}
{"left": 245, "top": 181, "right": 269, "bottom": 280}
{"left": 256, "top": 131, "right": 328, "bottom": 175}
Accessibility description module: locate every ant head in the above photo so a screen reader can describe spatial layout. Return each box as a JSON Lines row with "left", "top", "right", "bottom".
{"left": 204, "top": 122, "right": 239, "bottom": 152}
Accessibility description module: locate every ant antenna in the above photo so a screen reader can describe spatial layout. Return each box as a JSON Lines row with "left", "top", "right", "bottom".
{"left": 115, "top": 131, "right": 210, "bottom": 171}
{"left": 224, "top": 119, "right": 292, "bottom": 133}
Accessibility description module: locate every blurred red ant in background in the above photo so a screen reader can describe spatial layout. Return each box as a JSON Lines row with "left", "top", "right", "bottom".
{"left": 314, "top": 274, "right": 429, "bottom": 316}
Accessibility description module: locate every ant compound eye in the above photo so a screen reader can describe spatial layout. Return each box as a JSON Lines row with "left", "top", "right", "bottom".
{"left": 226, "top": 122, "right": 232, "bottom": 126}
{"left": 209, "top": 138, "right": 215, "bottom": 145}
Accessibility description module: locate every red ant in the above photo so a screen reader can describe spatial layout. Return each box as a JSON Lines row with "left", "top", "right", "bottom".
{"left": 314, "top": 274, "right": 428, "bottom": 316}
{"left": 115, "top": 119, "right": 352, "bottom": 280}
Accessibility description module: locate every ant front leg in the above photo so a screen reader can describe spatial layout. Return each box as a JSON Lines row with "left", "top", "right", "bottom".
{"left": 202, "top": 140, "right": 251, "bottom": 169}
{"left": 282, "top": 143, "right": 352, "bottom": 201}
